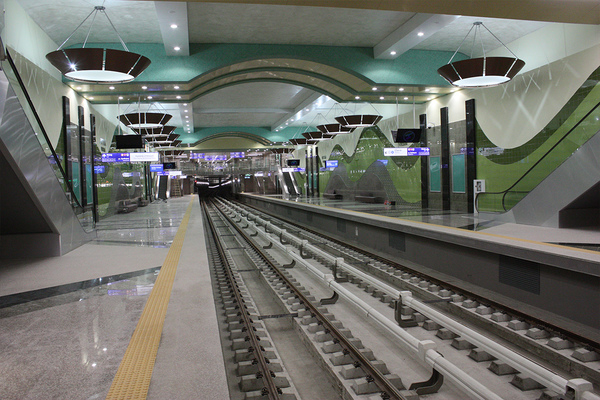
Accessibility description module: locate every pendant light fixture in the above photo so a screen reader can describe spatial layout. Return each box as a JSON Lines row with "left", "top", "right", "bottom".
{"left": 317, "top": 123, "right": 355, "bottom": 135}
{"left": 302, "top": 131, "right": 335, "bottom": 142}
{"left": 437, "top": 21, "right": 525, "bottom": 88}
{"left": 335, "top": 102, "right": 382, "bottom": 128}
{"left": 46, "top": 6, "right": 151, "bottom": 83}
{"left": 118, "top": 99, "right": 173, "bottom": 130}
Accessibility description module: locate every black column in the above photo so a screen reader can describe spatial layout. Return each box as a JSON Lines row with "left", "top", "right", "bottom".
{"left": 315, "top": 146, "right": 320, "bottom": 198}
{"left": 62, "top": 96, "right": 71, "bottom": 189}
{"left": 306, "top": 147, "right": 312, "bottom": 196}
{"left": 90, "top": 114, "right": 99, "bottom": 223}
{"left": 78, "top": 106, "right": 86, "bottom": 207}
{"left": 465, "top": 99, "right": 477, "bottom": 213}
{"left": 441, "top": 107, "right": 450, "bottom": 211}
{"left": 419, "top": 113, "right": 428, "bottom": 209}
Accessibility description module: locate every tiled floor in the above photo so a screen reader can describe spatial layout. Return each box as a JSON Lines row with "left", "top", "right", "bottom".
{"left": 0, "top": 196, "right": 228, "bottom": 400}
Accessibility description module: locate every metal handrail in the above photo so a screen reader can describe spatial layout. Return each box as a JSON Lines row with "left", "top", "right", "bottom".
{"left": 3, "top": 49, "right": 85, "bottom": 212}
{"left": 476, "top": 99, "right": 600, "bottom": 212}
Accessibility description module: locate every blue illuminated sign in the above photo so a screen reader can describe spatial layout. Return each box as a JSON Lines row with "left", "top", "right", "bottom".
{"left": 94, "top": 165, "right": 106, "bottom": 173}
{"left": 150, "top": 164, "right": 164, "bottom": 172}
{"left": 101, "top": 153, "right": 130, "bottom": 163}
{"left": 406, "top": 147, "right": 430, "bottom": 156}
{"left": 230, "top": 152, "right": 245, "bottom": 158}
{"left": 190, "top": 153, "right": 205, "bottom": 159}
{"left": 377, "top": 159, "right": 389, "bottom": 165}
{"left": 326, "top": 160, "right": 338, "bottom": 168}
{"left": 205, "top": 154, "right": 227, "bottom": 161}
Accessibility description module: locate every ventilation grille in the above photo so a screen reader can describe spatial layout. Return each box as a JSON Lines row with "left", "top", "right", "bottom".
{"left": 499, "top": 256, "right": 540, "bottom": 294}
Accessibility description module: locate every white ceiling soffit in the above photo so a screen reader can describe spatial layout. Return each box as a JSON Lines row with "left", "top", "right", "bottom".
{"left": 155, "top": 2, "right": 189, "bottom": 56}
{"left": 19, "top": 0, "right": 162, "bottom": 45}
{"left": 414, "top": 16, "right": 549, "bottom": 57}
{"left": 179, "top": 102, "right": 194, "bottom": 134}
{"left": 187, "top": 2, "right": 414, "bottom": 47}
{"left": 374, "top": 13, "right": 460, "bottom": 59}
{"left": 271, "top": 91, "right": 323, "bottom": 131}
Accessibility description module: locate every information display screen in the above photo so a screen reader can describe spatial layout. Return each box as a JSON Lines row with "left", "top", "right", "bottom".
{"left": 94, "top": 165, "right": 106, "bottom": 174}
{"left": 230, "top": 152, "right": 245, "bottom": 158}
{"left": 325, "top": 160, "right": 339, "bottom": 168}
{"left": 205, "top": 155, "right": 227, "bottom": 161}
{"left": 129, "top": 152, "right": 159, "bottom": 162}
{"left": 190, "top": 153, "right": 205, "bottom": 159}
{"left": 150, "top": 164, "right": 164, "bottom": 172}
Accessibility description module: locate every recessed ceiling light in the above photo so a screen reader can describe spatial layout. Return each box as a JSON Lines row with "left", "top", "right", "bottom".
{"left": 379, "top": 96, "right": 384, "bottom": 100}
{"left": 184, "top": 109, "right": 188, "bottom": 112}
{"left": 372, "top": 87, "right": 377, "bottom": 91}
{"left": 403, "top": 97, "right": 408, "bottom": 100}
{"left": 425, "top": 88, "right": 430, "bottom": 92}
{"left": 170, "top": 24, "right": 178, "bottom": 29}
{"left": 390, "top": 51, "right": 396, "bottom": 56}
{"left": 109, "top": 86, "right": 115, "bottom": 90}
{"left": 174, "top": 46, "right": 180, "bottom": 51}
{"left": 183, "top": 103, "right": 188, "bottom": 106}
{"left": 418, "top": 32, "right": 424, "bottom": 37}
{"left": 118, "top": 96, "right": 123, "bottom": 100}
{"left": 399, "top": 88, "right": 404, "bottom": 92}
{"left": 185, "top": 115, "right": 189, "bottom": 118}
{"left": 427, "top": 97, "right": 433, "bottom": 100}
{"left": 142, "top": 86, "right": 147, "bottom": 90}
{"left": 147, "top": 96, "right": 153, "bottom": 99}
{"left": 176, "top": 95, "right": 181, "bottom": 99}
{"left": 305, "top": 108, "right": 310, "bottom": 112}
{"left": 174, "top": 86, "right": 180, "bottom": 89}
{"left": 76, "top": 86, "right": 82, "bottom": 90}
{"left": 285, "top": 123, "right": 289, "bottom": 125}
{"left": 290, "top": 118, "right": 294, "bottom": 121}
{"left": 88, "top": 97, "right": 94, "bottom": 100}
{"left": 355, "top": 96, "right": 360, "bottom": 100}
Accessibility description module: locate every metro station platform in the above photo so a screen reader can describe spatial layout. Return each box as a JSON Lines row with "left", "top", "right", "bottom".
{"left": 0, "top": 195, "right": 229, "bottom": 400}
{"left": 262, "top": 194, "right": 600, "bottom": 250}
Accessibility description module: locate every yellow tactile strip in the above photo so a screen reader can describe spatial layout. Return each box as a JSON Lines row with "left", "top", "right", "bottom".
{"left": 106, "top": 199, "right": 194, "bottom": 400}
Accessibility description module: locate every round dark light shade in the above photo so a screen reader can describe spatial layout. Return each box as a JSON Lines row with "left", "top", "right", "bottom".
{"left": 302, "top": 131, "right": 335, "bottom": 141}
{"left": 437, "top": 56, "right": 525, "bottom": 88}
{"left": 317, "top": 124, "right": 355, "bottom": 135}
{"left": 119, "top": 112, "right": 172, "bottom": 129}
{"left": 133, "top": 126, "right": 176, "bottom": 137}
{"left": 335, "top": 114, "right": 383, "bottom": 128}
{"left": 46, "top": 48, "right": 151, "bottom": 84}
{"left": 289, "top": 138, "right": 309, "bottom": 145}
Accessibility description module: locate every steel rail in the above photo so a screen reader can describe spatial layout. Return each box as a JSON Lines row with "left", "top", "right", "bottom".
{"left": 235, "top": 199, "right": 600, "bottom": 352}
{"left": 211, "top": 199, "right": 411, "bottom": 400}
{"left": 202, "top": 200, "right": 281, "bottom": 400}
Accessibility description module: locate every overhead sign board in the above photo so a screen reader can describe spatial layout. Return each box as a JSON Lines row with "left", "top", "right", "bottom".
{"left": 383, "top": 147, "right": 430, "bottom": 157}
{"left": 129, "top": 152, "right": 159, "bottom": 162}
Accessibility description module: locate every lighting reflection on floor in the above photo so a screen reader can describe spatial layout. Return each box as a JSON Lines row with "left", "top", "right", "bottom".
{"left": 0, "top": 269, "right": 159, "bottom": 400}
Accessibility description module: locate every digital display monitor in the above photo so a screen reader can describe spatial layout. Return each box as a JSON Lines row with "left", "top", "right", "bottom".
{"left": 287, "top": 159, "right": 300, "bottom": 167}
{"left": 163, "top": 162, "right": 177, "bottom": 170}
{"left": 129, "top": 152, "right": 159, "bottom": 162}
{"left": 115, "top": 135, "right": 144, "bottom": 149}
{"left": 325, "top": 160, "right": 338, "bottom": 168}
{"left": 102, "top": 153, "right": 130, "bottom": 163}
{"left": 150, "top": 164, "right": 164, "bottom": 172}
{"left": 394, "top": 128, "right": 422, "bottom": 143}
{"left": 94, "top": 165, "right": 106, "bottom": 174}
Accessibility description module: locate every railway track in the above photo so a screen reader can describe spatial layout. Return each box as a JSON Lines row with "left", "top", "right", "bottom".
{"left": 202, "top": 197, "right": 600, "bottom": 400}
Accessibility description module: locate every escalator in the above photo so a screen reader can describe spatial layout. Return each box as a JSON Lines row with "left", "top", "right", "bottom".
{"left": 0, "top": 49, "right": 96, "bottom": 258}
{"left": 478, "top": 98, "right": 600, "bottom": 228}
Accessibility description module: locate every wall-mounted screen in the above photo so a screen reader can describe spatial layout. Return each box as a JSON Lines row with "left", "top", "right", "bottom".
{"left": 287, "top": 159, "right": 300, "bottom": 167}
{"left": 150, "top": 164, "right": 164, "bottom": 172}
{"left": 115, "top": 135, "right": 144, "bottom": 149}
{"left": 94, "top": 165, "right": 105, "bottom": 174}
{"left": 325, "top": 160, "right": 338, "bottom": 168}
{"left": 394, "top": 128, "right": 421, "bottom": 143}
{"left": 163, "top": 162, "right": 176, "bottom": 170}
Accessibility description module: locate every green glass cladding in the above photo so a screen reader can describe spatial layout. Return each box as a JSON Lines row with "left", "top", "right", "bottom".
{"left": 320, "top": 125, "right": 421, "bottom": 205}
{"left": 476, "top": 66, "right": 600, "bottom": 212}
